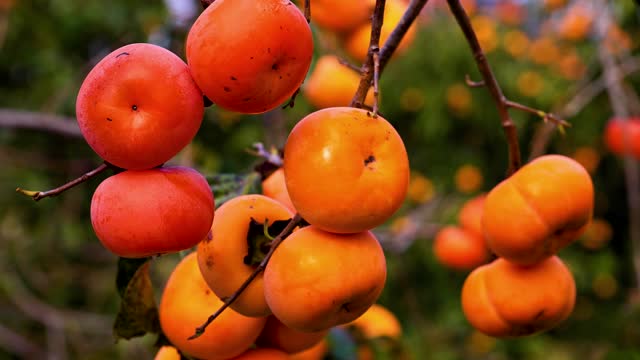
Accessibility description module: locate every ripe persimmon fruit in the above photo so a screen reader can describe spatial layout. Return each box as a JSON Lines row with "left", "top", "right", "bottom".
{"left": 289, "top": 339, "right": 329, "bottom": 360}
{"left": 154, "top": 346, "right": 180, "bottom": 360}
{"left": 303, "top": 55, "right": 374, "bottom": 109}
{"left": 264, "top": 226, "right": 387, "bottom": 332}
{"left": 482, "top": 155, "right": 593, "bottom": 265}
{"left": 461, "top": 256, "right": 576, "bottom": 337}
{"left": 159, "top": 253, "right": 266, "bottom": 360}
{"left": 76, "top": 43, "right": 204, "bottom": 170}
{"left": 344, "top": 303, "right": 402, "bottom": 339}
{"left": 262, "top": 168, "right": 296, "bottom": 212}
{"left": 301, "top": 0, "right": 375, "bottom": 33}
{"left": 229, "top": 348, "right": 289, "bottom": 360}
{"left": 284, "top": 107, "right": 409, "bottom": 234}
{"left": 433, "top": 226, "right": 489, "bottom": 271}
{"left": 186, "top": 0, "right": 313, "bottom": 114}
{"left": 256, "top": 316, "right": 328, "bottom": 354}
{"left": 90, "top": 166, "right": 214, "bottom": 258}
{"left": 458, "top": 194, "right": 486, "bottom": 238}
{"left": 197, "top": 194, "right": 294, "bottom": 317}
{"left": 604, "top": 117, "right": 640, "bottom": 159}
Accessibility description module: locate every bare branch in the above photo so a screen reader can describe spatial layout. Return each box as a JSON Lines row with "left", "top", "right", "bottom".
{"left": 16, "top": 162, "right": 112, "bottom": 201}
{"left": 190, "top": 213, "right": 303, "bottom": 339}
{"left": 504, "top": 100, "right": 570, "bottom": 127}
{"left": 379, "top": 0, "right": 429, "bottom": 73}
{"left": 0, "top": 109, "right": 82, "bottom": 138}
{"left": 304, "top": 0, "right": 310, "bottom": 23}
{"left": 465, "top": 74, "right": 485, "bottom": 88}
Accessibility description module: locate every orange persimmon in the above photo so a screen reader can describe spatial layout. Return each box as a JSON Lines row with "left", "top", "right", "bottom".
{"left": 604, "top": 117, "right": 640, "bottom": 159}
{"left": 458, "top": 194, "right": 486, "bottom": 238}
{"left": 461, "top": 256, "right": 576, "bottom": 337}
{"left": 303, "top": 0, "right": 375, "bottom": 33}
{"left": 262, "top": 168, "right": 295, "bottom": 212}
{"left": 256, "top": 316, "right": 328, "bottom": 354}
{"left": 482, "top": 155, "right": 593, "bottom": 265}
{"left": 433, "top": 226, "right": 489, "bottom": 271}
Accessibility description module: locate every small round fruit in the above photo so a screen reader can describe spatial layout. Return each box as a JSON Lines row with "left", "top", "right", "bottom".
{"left": 303, "top": 55, "right": 374, "bottom": 109}
{"left": 159, "top": 253, "right": 266, "bottom": 360}
{"left": 264, "top": 226, "right": 387, "bottom": 332}
{"left": 154, "top": 346, "right": 180, "bottom": 360}
{"left": 458, "top": 194, "right": 487, "bottom": 238}
{"left": 290, "top": 339, "right": 329, "bottom": 360}
{"left": 76, "top": 43, "right": 204, "bottom": 170}
{"left": 186, "top": 0, "right": 313, "bottom": 114}
{"left": 197, "top": 194, "right": 294, "bottom": 317}
{"left": 604, "top": 117, "right": 640, "bottom": 159}
{"left": 229, "top": 348, "right": 289, "bottom": 360}
{"left": 91, "top": 166, "right": 214, "bottom": 258}
{"left": 262, "top": 168, "right": 296, "bottom": 212}
{"left": 256, "top": 316, "right": 328, "bottom": 354}
{"left": 482, "top": 155, "right": 593, "bottom": 265}
{"left": 345, "top": 303, "right": 402, "bottom": 339}
{"left": 301, "top": 0, "right": 375, "bottom": 33}
{"left": 284, "top": 107, "right": 409, "bottom": 233}
{"left": 461, "top": 256, "right": 576, "bottom": 337}
{"left": 433, "top": 226, "right": 489, "bottom": 271}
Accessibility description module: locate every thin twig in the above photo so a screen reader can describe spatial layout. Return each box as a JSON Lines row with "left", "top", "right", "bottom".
{"left": 16, "top": 162, "right": 111, "bottom": 201}
{"left": 465, "top": 74, "right": 485, "bottom": 88}
{"left": 0, "top": 109, "right": 82, "bottom": 138}
{"left": 338, "top": 57, "right": 361, "bottom": 72}
{"left": 351, "top": 0, "right": 386, "bottom": 109}
{"left": 304, "top": 0, "right": 310, "bottom": 23}
{"left": 504, "top": 100, "right": 570, "bottom": 127}
{"left": 282, "top": 87, "right": 301, "bottom": 109}
{"left": 595, "top": 0, "right": 640, "bottom": 290}
{"left": 446, "top": 0, "right": 521, "bottom": 175}
{"left": 189, "top": 214, "right": 303, "bottom": 339}
{"left": 372, "top": 51, "right": 381, "bottom": 116}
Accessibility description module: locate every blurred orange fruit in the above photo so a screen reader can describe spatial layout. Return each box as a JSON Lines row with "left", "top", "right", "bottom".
{"left": 516, "top": 70, "right": 544, "bottom": 98}
{"left": 471, "top": 15, "right": 498, "bottom": 53}
{"left": 446, "top": 83, "right": 473, "bottom": 116}
{"left": 154, "top": 346, "right": 180, "bottom": 360}
{"left": 528, "top": 37, "right": 560, "bottom": 66}
{"left": 571, "top": 146, "right": 600, "bottom": 174}
{"left": 407, "top": 172, "right": 435, "bottom": 203}
{"left": 580, "top": 218, "right": 613, "bottom": 250}
{"left": 455, "top": 164, "right": 483, "bottom": 194}
{"left": 345, "top": 303, "right": 402, "bottom": 339}
{"left": 302, "top": 0, "right": 375, "bottom": 33}
{"left": 558, "top": 5, "right": 593, "bottom": 41}
{"left": 502, "top": 30, "right": 530, "bottom": 59}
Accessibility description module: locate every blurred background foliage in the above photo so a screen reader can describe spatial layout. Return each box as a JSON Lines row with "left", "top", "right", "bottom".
{"left": 1, "top": 0, "right": 640, "bottom": 359}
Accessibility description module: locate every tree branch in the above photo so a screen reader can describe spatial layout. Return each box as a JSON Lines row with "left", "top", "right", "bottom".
{"left": 446, "top": 0, "right": 521, "bottom": 175}
{"left": 16, "top": 162, "right": 112, "bottom": 201}
{"left": 0, "top": 109, "right": 82, "bottom": 138}
{"left": 189, "top": 213, "right": 303, "bottom": 339}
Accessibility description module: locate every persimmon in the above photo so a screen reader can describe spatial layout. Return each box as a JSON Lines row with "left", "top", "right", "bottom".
{"left": 262, "top": 168, "right": 295, "bottom": 212}
{"left": 186, "top": 0, "right": 313, "bottom": 114}
{"left": 159, "top": 253, "right": 266, "bottom": 360}
{"left": 76, "top": 43, "right": 204, "bottom": 170}
{"left": 154, "top": 346, "right": 180, "bottom": 360}
{"left": 433, "top": 226, "right": 488, "bottom": 271}
{"left": 344, "top": 303, "right": 402, "bottom": 339}
{"left": 461, "top": 256, "right": 576, "bottom": 337}
{"left": 303, "top": 55, "right": 374, "bottom": 109}
{"left": 228, "top": 348, "right": 289, "bottom": 360}
{"left": 604, "top": 117, "right": 640, "bottom": 159}
{"left": 284, "top": 107, "right": 409, "bottom": 234}
{"left": 458, "top": 194, "right": 486, "bottom": 238}
{"left": 454, "top": 164, "right": 483, "bottom": 194}
{"left": 90, "top": 166, "right": 214, "bottom": 258}
{"left": 264, "top": 226, "right": 387, "bottom": 332}
{"left": 482, "top": 155, "right": 593, "bottom": 265}
{"left": 343, "top": 0, "right": 417, "bottom": 63}
{"left": 256, "top": 316, "right": 328, "bottom": 354}
{"left": 197, "top": 194, "right": 293, "bottom": 317}
{"left": 302, "top": 0, "right": 375, "bottom": 33}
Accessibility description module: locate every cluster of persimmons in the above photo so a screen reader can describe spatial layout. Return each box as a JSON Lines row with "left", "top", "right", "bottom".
{"left": 71, "top": 0, "right": 413, "bottom": 358}
{"left": 434, "top": 155, "right": 594, "bottom": 337}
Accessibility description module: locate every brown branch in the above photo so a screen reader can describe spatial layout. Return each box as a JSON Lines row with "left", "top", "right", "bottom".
{"left": 379, "top": 0, "right": 429, "bottom": 73}
{"left": 338, "top": 57, "right": 361, "bottom": 72}
{"left": 0, "top": 109, "right": 82, "bottom": 138}
{"left": 504, "top": 100, "right": 570, "bottom": 127}
{"left": 304, "top": 0, "right": 310, "bottom": 23}
{"left": 595, "top": 0, "right": 640, "bottom": 290}
{"left": 351, "top": 0, "right": 386, "bottom": 108}
{"left": 372, "top": 51, "right": 381, "bottom": 116}
{"left": 16, "top": 162, "right": 111, "bottom": 201}
{"left": 465, "top": 74, "right": 485, "bottom": 88}
{"left": 282, "top": 87, "right": 301, "bottom": 109}
{"left": 189, "top": 213, "right": 303, "bottom": 340}
{"left": 446, "top": 0, "right": 521, "bottom": 175}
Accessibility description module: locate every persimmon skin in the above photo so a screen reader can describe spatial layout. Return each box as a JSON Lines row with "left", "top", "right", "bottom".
{"left": 344, "top": 303, "right": 402, "bottom": 339}
{"left": 159, "top": 253, "right": 267, "bottom": 360}
{"left": 264, "top": 226, "right": 387, "bottom": 332}
{"left": 301, "top": 0, "right": 375, "bottom": 33}
{"left": 290, "top": 339, "right": 328, "bottom": 360}
{"left": 76, "top": 43, "right": 204, "bottom": 170}
{"left": 186, "top": 0, "right": 313, "bottom": 114}
{"left": 458, "top": 195, "right": 487, "bottom": 238}
{"left": 433, "top": 226, "right": 489, "bottom": 271}
{"left": 154, "top": 346, "right": 180, "bottom": 360}
{"left": 262, "top": 168, "right": 296, "bottom": 212}
{"left": 90, "top": 166, "right": 214, "bottom": 258}
{"left": 284, "top": 107, "right": 409, "bottom": 234}
{"left": 229, "top": 349, "right": 289, "bottom": 360}
{"left": 482, "top": 155, "right": 593, "bottom": 265}
{"left": 197, "top": 194, "right": 293, "bottom": 317}
{"left": 604, "top": 118, "right": 640, "bottom": 159}
{"left": 303, "top": 55, "right": 375, "bottom": 109}
{"left": 256, "top": 316, "right": 328, "bottom": 354}
{"left": 461, "top": 256, "right": 576, "bottom": 338}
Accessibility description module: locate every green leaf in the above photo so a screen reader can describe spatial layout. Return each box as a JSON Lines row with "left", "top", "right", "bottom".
{"left": 207, "top": 172, "right": 262, "bottom": 207}
{"left": 114, "top": 258, "right": 159, "bottom": 340}
{"left": 244, "top": 218, "right": 291, "bottom": 266}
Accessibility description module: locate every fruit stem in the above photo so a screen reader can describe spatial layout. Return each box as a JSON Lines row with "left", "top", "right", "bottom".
{"left": 446, "top": 0, "right": 522, "bottom": 175}
{"left": 189, "top": 213, "right": 303, "bottom": 340}
{"left": 303, "top": 0, "right": 311, "bottom": 24}
{"left": 16, "top": 162, "right": 112, "bottom": 201}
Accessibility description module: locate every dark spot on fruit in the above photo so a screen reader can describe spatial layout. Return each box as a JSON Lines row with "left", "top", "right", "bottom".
{"left": 230, "top": 76, "right": 237, "bottom": 81}
{"left": 272, "top": 63, "right": 279, "bottom": 71}
{"left": 131, "top": 105, "right": 138, "bottom": 111}
{"left": 106, "top": 117, "right": 112, "bottom": 121}
{"left": 206, "top": 230, "right": 213, "bottom": 242}
{"left": 250, "top": 56, "right": 254, "bottom": 60}
{"left": 267, "top": 48, "right": 271, "bottom": 53}
{"left": 206, "top": 256, "right": 214, "bottom": 269}
{"left": 279, "top": 76, "right": 283, "bottom": 79}
{"left": 116, "top": 52, "right": 130, "bottom": 58}
{"left": 243, "top": 97, "right": 251, "bottom": 102}
{"left": 533, "top": 310, "right": 545, "bottom": 320}
{"left": 341, "top": 302, "right": 351, "bottom": 313}
{"left": 223, "top": 86, "right": 231, "bottom": 92}
{"left": 364, "top": 155, "right": 376, "bottom": 166}
{"left": 280, "top": 26, "right": 283, "bottom": 30}
{"left": 205, "top": 289, "right": 210, "bottom": 295}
